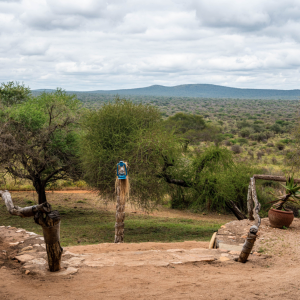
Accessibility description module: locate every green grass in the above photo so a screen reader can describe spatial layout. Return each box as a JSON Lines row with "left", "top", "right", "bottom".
{"left": 0, "top": 201, "right": 223, "bottom": 247}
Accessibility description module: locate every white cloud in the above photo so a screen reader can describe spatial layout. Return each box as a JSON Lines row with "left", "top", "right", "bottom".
{"left": 0, "top": 0, "right": 300, "bottom": 90}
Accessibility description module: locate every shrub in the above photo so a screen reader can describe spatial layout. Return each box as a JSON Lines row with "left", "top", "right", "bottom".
{"left": 275, "top": 142, "right": 285, "bottom": 150}
{"left": 240, "top": 127, "right": 252, "bottom": 138}
{"left": 231, "top": 144, "right": 242, "bottom": 154}
{"left": 267, "top": 142, "right": 274, "bottom": 147}
{"left": 247, "top": 150, "right": 254, "bottom": 159}
{"left": 257, "top": 151, "right": 264, "bottom": 159}
{"left": 237, "top": 138, "right": 248, "bottom": 145}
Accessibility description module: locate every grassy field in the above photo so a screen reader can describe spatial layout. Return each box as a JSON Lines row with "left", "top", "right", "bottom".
{"left": 0, "top": 191, "right": 229, "bottom": 247}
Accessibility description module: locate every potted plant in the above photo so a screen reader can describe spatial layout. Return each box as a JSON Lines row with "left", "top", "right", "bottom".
{"left": 268, "top": 176, "right": 300, "bottom": 228}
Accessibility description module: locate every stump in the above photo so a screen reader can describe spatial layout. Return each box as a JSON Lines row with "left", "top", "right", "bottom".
{"left": 0, "top": 190, "right": 63, "bottom": 272}
{"left": 35, "top": 210, "right": 63, "bottom": 271}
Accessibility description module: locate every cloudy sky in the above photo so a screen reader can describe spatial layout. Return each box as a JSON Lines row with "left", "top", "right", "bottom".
{"left": 1, "top": 0, "right": 300, "bottom": 90}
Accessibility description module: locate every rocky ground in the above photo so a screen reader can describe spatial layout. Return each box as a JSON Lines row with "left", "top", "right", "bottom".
{"left": 1, "top": 217, "right": 299, "bottom": 299}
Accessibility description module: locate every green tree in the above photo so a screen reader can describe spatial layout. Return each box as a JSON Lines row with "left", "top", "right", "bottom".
{"left": 0, "top": 88, "right": 82, "bottom": 204}
{"left": 164, "top": 112, "right": 206, "bottom": 148}
{"left": 0, "top": 81, "right": 31, "bottom": 106}
{"left": 80, "top": 98, "right": 179, "bottom": 209}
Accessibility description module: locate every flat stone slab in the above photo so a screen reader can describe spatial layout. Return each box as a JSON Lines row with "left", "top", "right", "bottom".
{"left": 83, "top": 249, "right": 216, "bottom": 268}
{"left": 218, "top": 243, "right": 243, "bottom": 252}
{"left": 15, "top": 254, "right": 35, "bottom": 263}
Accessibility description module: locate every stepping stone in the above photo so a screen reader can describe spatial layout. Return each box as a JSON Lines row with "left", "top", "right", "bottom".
{"left": 218, "top": 243, "right": 243, "bottom": 252}
{"left": 219, "top": 257, "right": 231, "bottom": 262}
{"left": 15, "top": 254, "right": 35, "bottom": 263}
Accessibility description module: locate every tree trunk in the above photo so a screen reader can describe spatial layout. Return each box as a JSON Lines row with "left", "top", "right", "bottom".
{"left": 0, "top": 190, "right": 62, "bottom": 272}
{"left": 34, "top": 210, "right": 63, "bottom": 272}
{"left": 225, "top": 200, "right": 247, "bottom": 220}
{"left": 33, "top": 178, "right": 47, "bottom": 204}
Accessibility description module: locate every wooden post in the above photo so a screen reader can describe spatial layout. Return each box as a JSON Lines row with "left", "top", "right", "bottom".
{"left": 247, "top": 182, "right": 254, "bottom": 220}
{"left": 114, "top": 163, "right": 129, "bottom": 243}
{"left": 0, "top": 190, "right": 63, "bottom": 272}
{"left": 237, "top": 225, "right": 258, "bottom": 263}
{"left": 238, "top": 177, "right": 261, "bottom": 263}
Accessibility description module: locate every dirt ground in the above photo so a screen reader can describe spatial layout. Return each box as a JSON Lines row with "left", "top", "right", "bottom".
{"left": 1, "top": 192, "right": 300, "bottom": 299}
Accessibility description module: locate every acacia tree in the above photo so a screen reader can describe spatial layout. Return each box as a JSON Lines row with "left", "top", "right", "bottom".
{"left": 0, "top": 87, "right": 82, "bottom": 204}
{"left": 80, "top": 98, "right": 179, "bottom": 209}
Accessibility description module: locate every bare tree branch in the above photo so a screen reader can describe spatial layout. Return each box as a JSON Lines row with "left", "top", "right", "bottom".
{"left": 0, "top": 190, "right": 51, "bottom": 217}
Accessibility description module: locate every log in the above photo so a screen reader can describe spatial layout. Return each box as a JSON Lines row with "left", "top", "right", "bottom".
{"left": 237, "top": 225, "right": 258, "bottom": 263}
{"left": 253, "top": 174, "right": 300, "bottom": 183}
{"left": 238, "top": 177, "right": 261, "bottom": 263}
{"left": 0, "top": 190, "right": 62, "bottom": 272}
{"left": 209, "top": 232, "right": 217, "bottom": 249}
{"left": 247, "top": 183, "right": 254, "bottom": 221}
{"left": 225, "top": 200, "right": 247, "bottom": 220}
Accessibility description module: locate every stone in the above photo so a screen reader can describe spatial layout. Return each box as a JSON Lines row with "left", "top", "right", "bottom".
{"left": 25, "top": 270, "right": 30, "bottom": 275}
{"left": 15, "top": 254, "right": 35, "bottom": 263}
{"left": 21, "top": 246, "right": 33, "bottom": 252}
{"left": 16, "top": 229, "right": 25, "bottom": 233}
{"left": 229, "top": 251, "right": 240, "bottom": 255}
{"left": 219, "top": 249, "right": 229, "bottom": 253}
{"left": 253, "top": 252, "right": 261, "bottom": 256}
{"left": 49, "top": 267, "right": 78, "bottom": 276}
{"left": 218, "top": 243, "right": 243, "bottom": 252}
{"left": 62, "top": 251, "right": 78, "bottom": 256}
{"left": 221, "top": 225, "right": 226, "bottom": 228}
{"left": 9, "top": 242, "right": 19, "bottom": 246}
{"left": 26, "top": 232, "right": 38, "bottom": 236}
{"left": 1, "top": 266, "right": 6, "bottom": 269}
{"left": 30, "top": 258, "right": 47, "bottom": 265}
{"left": 219, "top": 257, "right": 231, "bottom": 262}
{"left": 64, "top": 257, "right": 85, "bottom": 267}
{"left": 221, "top": 253, "right": 229, "bottom": 257}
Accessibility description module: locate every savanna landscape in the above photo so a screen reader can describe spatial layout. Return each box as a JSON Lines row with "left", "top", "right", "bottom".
{"left": 1, "top": 82, "right": 300, "bottom": 299}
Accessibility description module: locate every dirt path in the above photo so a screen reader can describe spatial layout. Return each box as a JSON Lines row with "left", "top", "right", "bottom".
{"left": 1, "top": 218, "right": 300, "bottom": 300}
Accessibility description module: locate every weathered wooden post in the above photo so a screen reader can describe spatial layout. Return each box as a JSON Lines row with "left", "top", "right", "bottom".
{"left": 238, "top": 177, "right": 261, "bottom": 263}
{"left": 0, "top": 190, "right": 63, "bottom": 271}
{"left": 114, "top": 161, "right": 129, "bottom": 243}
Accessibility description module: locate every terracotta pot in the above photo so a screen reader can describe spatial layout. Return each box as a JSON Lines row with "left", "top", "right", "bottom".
{"left": 268, "top": 208, "right": 294, "bottom": 228}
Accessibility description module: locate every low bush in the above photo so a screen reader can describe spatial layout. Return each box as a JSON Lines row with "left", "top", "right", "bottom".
{"left": 275, "top": 142, "right": 285, "bottom": 150}
{"left": 231, "top": 144, "right": 242, "bottom": 154}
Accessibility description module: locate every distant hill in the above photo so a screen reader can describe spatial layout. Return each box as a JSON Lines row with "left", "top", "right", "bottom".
{"left": 32, "top": 84, "right": 300, "bottom": 99}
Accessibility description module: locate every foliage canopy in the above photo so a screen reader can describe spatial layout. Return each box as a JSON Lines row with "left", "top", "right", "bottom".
{"left": 0, "top": 88, "right": 82, "bottom": 203}
{"left": 80, "top": 98, "right": 179, "bottom": 209}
